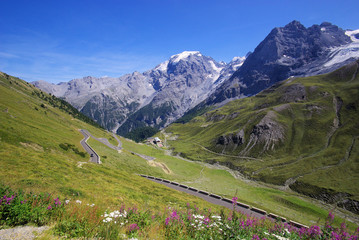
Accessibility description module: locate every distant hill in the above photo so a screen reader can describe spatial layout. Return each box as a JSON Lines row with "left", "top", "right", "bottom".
{"left": 166, "top": 60, "right": 359, "bottom": 214}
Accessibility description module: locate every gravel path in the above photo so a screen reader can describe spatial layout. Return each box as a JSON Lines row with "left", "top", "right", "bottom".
{"left": 0, "top": 226, "right": 49, "bottom": 240}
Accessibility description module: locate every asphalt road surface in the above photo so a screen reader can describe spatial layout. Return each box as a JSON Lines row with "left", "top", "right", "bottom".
{"left": 140, "top": 175, "right": 307, "bottom": 229}
{"left": 81, "top": 129, "right": 122, "bottom": 151}
{"left": 80, "top": 129, "right": 101, "bottom": 164}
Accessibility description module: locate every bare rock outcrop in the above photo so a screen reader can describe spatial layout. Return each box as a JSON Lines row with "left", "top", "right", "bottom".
{"left": 216, "top": 129, "right": 245, "bottom": 146}
{"left": 241, "top": 111, "right": 285, "bottom": 155}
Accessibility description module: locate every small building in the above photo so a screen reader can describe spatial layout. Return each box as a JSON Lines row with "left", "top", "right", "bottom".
{"left": 147, "top": 137, "right": 163, "bottom": 147}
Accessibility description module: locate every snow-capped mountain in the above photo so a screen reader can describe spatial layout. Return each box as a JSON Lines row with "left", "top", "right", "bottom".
{"left": 203, "top": 21, "right": 359, "bottom": 107}
{"left": 33, "top": 51, "right": 244, "bottom": 133}
{"left": 322, "top": 30, "right": 359, "bottom": 68}
{"left": 33, "top": 21, "right": 359, "bottom": 137}
{"left": 117, "top": 51, "right": 245, "bottom": 135}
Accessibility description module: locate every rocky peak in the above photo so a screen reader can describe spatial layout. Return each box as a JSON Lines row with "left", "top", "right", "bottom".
{"left": 169, "top": 51, "right": 203, "bottom": 64}
{"left": 204, "top": 21, "right": 358, "bottom": 108}
{"left": 283, "top": 20, "right": 307, "bottom": 31}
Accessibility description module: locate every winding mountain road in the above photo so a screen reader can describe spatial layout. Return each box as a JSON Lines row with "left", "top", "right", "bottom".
{"left": 79, "top": 129, "right": 123, "bottom": 164}
{"left": 81, "top": 129, "right": 122, "bottom": 151}
{"left": 140, "top": 175, "right": 307, "bottom": 229}
{"left": 77, "top": 129, "right": 307, "bottom": 229}
{"left": 80, "top": 129, "right": 101, "bottom": 164}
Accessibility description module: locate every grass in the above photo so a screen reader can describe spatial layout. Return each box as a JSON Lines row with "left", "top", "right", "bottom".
{"left": 2, "top": 185, "right": 358, "bottom": 239}
{"left": 163, "top": 62, "right": 359, "bottom": 228}
{"left": 0, "top": 72, "right": 222, "bottom": 213}
{"left": 84, "top": 129, "right": 358, "bottom": 229}
{"left": 1, "top": 67, "right": 358, "bottom": 237}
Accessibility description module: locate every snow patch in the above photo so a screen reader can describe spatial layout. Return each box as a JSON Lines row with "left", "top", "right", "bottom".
{"left": 232, "top": 62, "right": 244, "bottom": 70}
{"left": 324, "top": 41, "right": 359, "bottom": 67}
{"left": 209, "top": 60, "right": 223, "bottom": 73}
{"left": 171, "top": 51, "right": 202, "bottom": 63}
{"left": 155, "top": 60, "right": 169, "bottom": 72}
{"left": 232, "top": 56, "right": 246, "bottom": 62}
{"left": 321, "top": 27, "right": 326, "bottom": 32}
{"left": 346, "top": 29, "right": 359, "bottom": 42}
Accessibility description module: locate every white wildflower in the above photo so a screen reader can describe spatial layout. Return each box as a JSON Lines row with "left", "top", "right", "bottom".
{"left": 75, "top": 200, "right": 82, "bottom": 204}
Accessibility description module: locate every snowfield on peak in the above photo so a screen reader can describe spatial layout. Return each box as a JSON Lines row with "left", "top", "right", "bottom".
{"left": 155, "top": 60, "right": 169, "bottom": 72}
{"left": 324, "top": 40, "right": 359, "bottom": 67}
{"left": 232, "top": 56, "right": 246, "bottom": 62}
{"left": 170, "top": 51, "right": 202, "bottom": 63}
{"left": 345, "top": 29, "right": 359, "bottom": 42}
{"left": 209, "top": 60, "right": 224, "bottom": 73}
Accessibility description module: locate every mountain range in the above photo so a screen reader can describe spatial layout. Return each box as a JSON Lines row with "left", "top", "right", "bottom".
{"left": 33, "top": 21, "right": 359, "bottom": 138}
{"left": 166, "top": 59, "right": 359, "bottom": 214}
{"left": 33, "top": 52, "right": 245, "bottom": 135}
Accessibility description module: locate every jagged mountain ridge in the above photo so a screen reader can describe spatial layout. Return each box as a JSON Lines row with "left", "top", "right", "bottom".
{"left": 33, "top": 21, "right": 359, "bottom": 137}
{"left": 33, "top": 51, "right": 244, "bottom": 132}
{"left": 166, "top": 60, "right": 359, "bottom": 214}
{"left": 203, "top": 21, "right": 359, "bottom": 107}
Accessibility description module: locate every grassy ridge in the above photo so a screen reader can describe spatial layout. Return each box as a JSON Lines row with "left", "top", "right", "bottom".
{"left": 166, "top": 61, "right": 359, "bottom": 215}
{"left": 1, "top": 70, "right": 358, "bottom": 234}
{"left": 0, "top": 72, "right": 221, "bottom": 212}
{"left": 90, "top": 132, "right": 355, "bottom": 228}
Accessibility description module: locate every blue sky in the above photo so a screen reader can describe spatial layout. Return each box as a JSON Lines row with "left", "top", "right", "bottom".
{"left": 1, "top": 0, "right": 359, "bottom": 83}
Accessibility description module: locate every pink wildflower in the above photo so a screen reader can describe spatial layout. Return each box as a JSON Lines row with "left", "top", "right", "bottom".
{"left": 128, "top": 223, "right": 139, "bottom": 232}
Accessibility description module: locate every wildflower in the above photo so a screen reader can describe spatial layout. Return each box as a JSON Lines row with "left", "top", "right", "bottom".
{"left": 332, "top": 231, "right": 341, "bottom": 240}
{"left": 54, "top": 197, "right": 61, "bottom": 206}
{"left": 128, "top": 223, "right": 139, "bottom": 232}
{"left": 165, "top": 217, "right": 170, "bottom": 226}
{"left": 328, "top": 211, "right": 335, "bottom": 221}
{"left": 47, "top": 205, "right": 52, "bottom": 210}
{"left": 171, "top": 210, "right": 179, "bottom": 220}
{"left": 232, "top": 196, "right": 238, "bottom": 205}
{"left": 65, "top": 199, "right": 70, "bottom": 205}
{"left": 75, "top": 200, "right": 82, "bottom": 204}
{"left": 308, "top": 225, "right": 321, "bottom": 237}
{"left": 211, "top": 215, "right": 221, "bottom": 220}
{"left": 252, "top": 235, "right": 260, "bottom": 240}
{"left": 341, "top": 222, "right": 347, "bottom": 232}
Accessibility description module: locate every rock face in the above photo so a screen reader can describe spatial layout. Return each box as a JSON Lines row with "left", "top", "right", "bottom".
{"left": 33, "top": 51, "right": 245, "bottom": 134}
{"left": 33, "top": 73, "right": 156, "bottom": 130}
{"left": 204, "top": 21, "right": 359, "bottom": 106}
{"left": 118, "top": 52, "right": 245, "bottom": 135}
{"left": 33, "top": 21, "right": 359, "bottom": 136}
{"left": 241, "top": 111, "right": 285, "bottom": 155}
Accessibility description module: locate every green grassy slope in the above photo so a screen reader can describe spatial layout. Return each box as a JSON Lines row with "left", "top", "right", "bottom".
{"left": 1, "top": 71, "right": 357, "bottom": 230}
{"left": 166, "top": 60, "right": 359, "bottom": 213}
{"left": 0, "top": 72, "right": 220, "bottom": 211}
